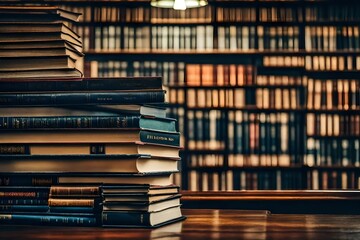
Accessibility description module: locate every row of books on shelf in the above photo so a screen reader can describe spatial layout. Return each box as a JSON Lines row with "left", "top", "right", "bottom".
{"left": 304, "top": 5, "right": 360, "bottom": 22}
{"left": 306, "top": 138, "right": 360, "bottom": 167}
{"left": 61, "top": 4, "right": 212, "bottom": 23}
{"left": 183, "top": 88, "right": 302, "bottom": 109}
{"left": 89, "top": 61, "right": 303, "bottom": 86}
{"left": 257, "top": 26, "right": 300, "bottom": 51}
{"left": 263, "top": 55, "right": 360, "bottom": 71}
{"left": 263, "top": 56, "right": 305, "bottom": 67}
{"left": 186, "top": 64, "right": 254, "bottom": 86}
{"left": 305, "top": 56, "right": 360, "bottom": 71}
{"left": 88, "top": 59, "right": 360, "bottom": 86}
{"left": 305, "top": 26, "right": 360, "bottom": 51}
{"left": 186, "top": 168, "right": 360, "bottom": 191}
{"left": 59, "top": 4, "right": 360, "bottom": 23}
{"left": 73, "top": 26, "right": 360, "bottom": 52}
{"left": 89, "top": 61, "right": 185, "bottom": 85}
{"left": 186, "top": 111, "right": 303, "bottom": 154}
{"left": 185, "top": 135, "right": 360, "bottom": 168}
{"left": 258, "top": 6, "right": 302, "bottom": 22}
{"left": 307, "top": 113, "right": 360, "bottom": 137}
{"left": 80, "top": 25, "right": 306, "bottom": 51}
{"left": 307, "top": 79, "right": 360, "bottom": 110}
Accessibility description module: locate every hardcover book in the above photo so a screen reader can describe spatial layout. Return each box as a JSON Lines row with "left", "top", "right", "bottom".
{"left": 0, "top": 142, "right": 181, "bottom": 159}
{"left": 0, "top": 172, "right": 175, "bottom": 186}
{"left": 0, "top": 89, "right": 165, "bottom": 106}
{"left": 0, "top": 129, "right": 181, "bottom": 147}
{"left": 0, "top": 105, "right": 167, "bottom": 118}
{"left": 102, "top": 205, "right": 183, "bottom": 228}
{"left": 0, "top": 154, "right": 179, "bottom": 173}
{"left": 103, "top": 195, "right": 181, "bottom": 212}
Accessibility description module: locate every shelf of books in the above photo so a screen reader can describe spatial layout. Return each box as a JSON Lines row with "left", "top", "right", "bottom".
{"left": 2, "top": 0, "right": 359, "bottom": 192}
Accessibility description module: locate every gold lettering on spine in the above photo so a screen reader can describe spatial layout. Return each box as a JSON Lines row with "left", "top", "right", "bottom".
{"left": 146, "top": 134, "right": 175, "bottom": 142}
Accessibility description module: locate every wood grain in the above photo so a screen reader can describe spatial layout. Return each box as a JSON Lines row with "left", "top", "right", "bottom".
{"left": 0, "top": 209, "right": 360, "bottom": 240}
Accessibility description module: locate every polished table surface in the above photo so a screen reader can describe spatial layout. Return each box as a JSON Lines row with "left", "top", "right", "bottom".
{"left": 0, "top": 209, "right": 360, "bottom": 240}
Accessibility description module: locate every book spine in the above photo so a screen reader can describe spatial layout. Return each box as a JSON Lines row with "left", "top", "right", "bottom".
{"left": 50, "top": 186, "right": 100, "bottom": 197}
{"left": 0, "top": 145, "right": 30, "bottom": 154}
{"left": 0, "top": 116, "right": 140, "bottom": 129}
{"left": 0, "top": 91, "right": 165, "bottom": 106}
{"left": 0, "top": 78, "right": 162, "bottom": 92}
{"left": 102, "top": 211, "right": 150, "bottom": 226}
{"left": 140, "top": 130, "right": 180, "bottom": 147}
{"left": 0, "top": 213, "right": 97, "bottom": 226}
{"left": 49, "top": 206, "right": 96, "bottom": 214}
{"left": 0, "top": 175, "right": 58, "bottom": 186}
{"left": 0, "top": 199, "right": 48, "bottom": 205}
{"left": 0, "top": 205, "right": 49, "bottom": 213}
{"left": 48, "top": 199, "right": 95, "bottom": 207}
{"left": 0, "top": 191, "right": 49, "bottom": 198}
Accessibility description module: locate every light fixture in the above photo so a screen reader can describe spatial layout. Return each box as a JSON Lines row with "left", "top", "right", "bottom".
{"left": 151, "top": 0, "right": 208, "bottom": 10}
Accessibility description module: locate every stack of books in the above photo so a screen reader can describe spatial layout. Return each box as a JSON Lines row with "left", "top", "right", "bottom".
{"left": 0, "top": 5, "right": 84, "bottom": 78}
{"left": 0, "top": 76, "right": 184, "bottom": 227}
{"left": 48, "top": 185, "right": 101, "bottom": 225}
{"left": 0, "top": 6, "right": 184, "bottom": 228}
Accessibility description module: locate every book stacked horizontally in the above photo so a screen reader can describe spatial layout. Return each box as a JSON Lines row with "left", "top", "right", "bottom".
{"left": 0, "top": 76, "right": 184, "bottom": 227}
{"left": 0, "top": 5, "right": 84, "bottom": 79}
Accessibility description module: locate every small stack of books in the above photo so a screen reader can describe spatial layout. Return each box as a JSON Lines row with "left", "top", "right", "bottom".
{"left": 101, "top": 184, "right": 182, "bottom": 228}
{"left": 48, "top": 185, "right": 101, "bottom": 225}
{"left": 0, "top": 186, "right": 50, "bottom": 216}
{"left": 0, "top": 5, "right": 84, "bottom": 79}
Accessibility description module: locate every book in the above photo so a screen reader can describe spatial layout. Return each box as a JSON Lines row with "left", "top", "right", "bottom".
{"left": 58, "top": 173, "right": 175, "bottom": 186}
{"left": 0, "top": 76, "right": 162, "bottom": 91}
{"left": 0, "top": 46, "right": 83, "bottom": 61}
{"left": 0, "top": 173, "right": 58, "bottom": 186}
{"left": 0, "top": 105, "right": 167, "bottom": 118}
{"left": 50, "top": 185, "right": 100, "bottom": 198}
{"left": 0, "top": 40, "right": 83, "bottom": 54}
{"left": 0, "top": 22, "right": 81, "bottom": 44}
{"left": 102, "top": 205, "right": 183, "bottom": 228}
{"left": 102, "top": 193, "right": 182, "bottom": 203}
{"left": 49, "top": 206, "right": 97, "bottom": 214}
{"left": 0, "top": 172, "right": 175, "bottom": 186}
{"left": 0, "top": 142, "right": 181, "bottom": 158}
{"left": 0, "top": 154, "right": 179, "bottom": 173}
{"left": 0, "top": 55, "right": 77, "bottom": 71}
{"left": 103, "top": 195, "right": 181, "bottom": 212}
{"left": 0, "top": 90, "right": 165, "bottom": 106}
{"left": 0, "top": 35, "right": 81, "bottom": 55}
{"left": 102, "top": 184, "right": 179, "bottom": 195}
{"left": 0, "top": 198, "right": 48, "bottom": 205}
{"left": 0, "top": 115, "right": 177, "bottom": 132}
{"left": 48, "top": 198, "right": 99, "bottom": 208}
{"left": 0, "top": 129, "right": 181, "bottom": 147}
{"left": 0, "top": 205, "right": 49, "bottom": 213}
{"left": 0, "top": 68, "right": 83, "bottom": 79}
{"left": 0, "top": 213, "right": 97, "bottom": 226}
{"left": 0, "top": 186, "right": 49, "bottom": 198}
{"left": 0, "top": 6, "right": 82, "bottom": 23}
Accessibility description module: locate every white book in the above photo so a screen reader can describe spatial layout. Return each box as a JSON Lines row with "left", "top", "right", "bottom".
{"left": 206, "top": 26, "right": 213, "bottom": 50}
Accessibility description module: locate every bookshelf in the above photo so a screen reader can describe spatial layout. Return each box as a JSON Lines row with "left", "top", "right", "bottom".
{"left": 15, "top": 0, "right": 360, "bottom": 191}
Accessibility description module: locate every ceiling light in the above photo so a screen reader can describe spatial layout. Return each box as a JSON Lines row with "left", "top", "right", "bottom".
{"left": 151, "top": 0, "right": 208, "bottom": 10}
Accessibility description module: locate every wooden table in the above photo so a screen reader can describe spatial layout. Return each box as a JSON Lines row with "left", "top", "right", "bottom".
{"left": 1, "top": 209, "right": 360, "bottom": 239}
{"left": 182, "top": 190, "right": 360, "bottom": 214}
